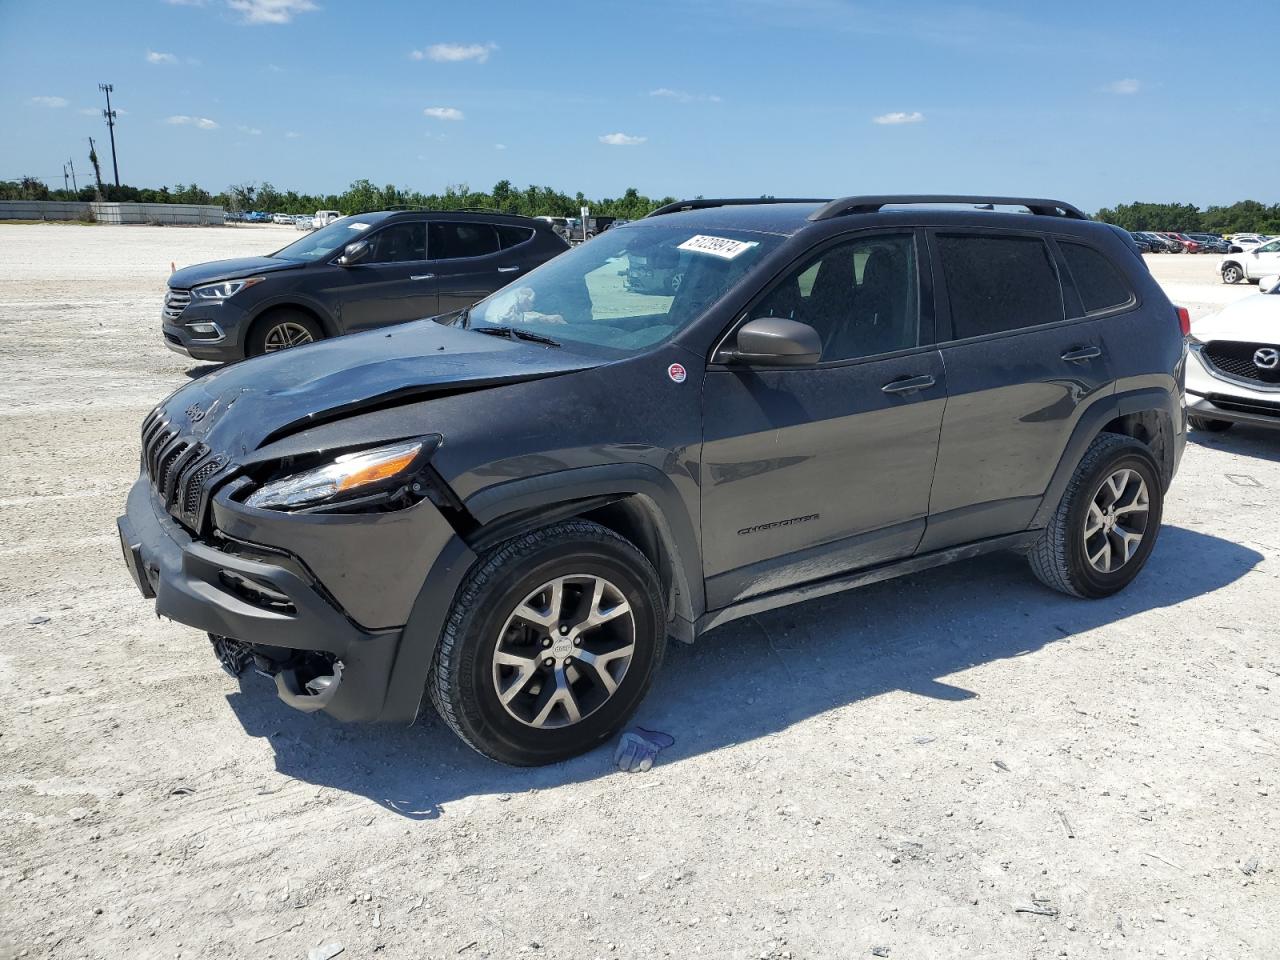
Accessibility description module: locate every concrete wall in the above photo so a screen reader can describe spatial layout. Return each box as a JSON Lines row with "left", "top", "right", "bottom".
{"left": 0, "top": 200, "right": 226, "bottom": 225}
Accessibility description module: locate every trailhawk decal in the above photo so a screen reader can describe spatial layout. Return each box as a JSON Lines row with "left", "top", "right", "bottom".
{"left": 677, "top": 235, "right": 759, "bottom": 260}
{"left": 738, "top": 514, "right": 819, "bottom": 536}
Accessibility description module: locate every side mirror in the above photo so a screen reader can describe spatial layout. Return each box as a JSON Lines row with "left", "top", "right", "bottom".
{"left": 337, "top": 239, "right": 370, "bottom": 266}
{"left": 722, "top": 317, "right": 822, "bottom": 366}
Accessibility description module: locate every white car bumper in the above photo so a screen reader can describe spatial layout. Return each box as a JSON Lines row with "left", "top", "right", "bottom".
{"left": 1186, "top": 342, "right": 1280, "bottom": 428}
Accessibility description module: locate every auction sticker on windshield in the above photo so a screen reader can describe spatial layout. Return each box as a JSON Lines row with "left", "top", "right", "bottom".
{"left": 677, "top": 235, "right": 759, "bottom": 260}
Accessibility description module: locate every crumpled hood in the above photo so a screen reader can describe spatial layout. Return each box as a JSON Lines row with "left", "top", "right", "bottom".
{"left": 1191, "top": 294, "right": 1280, "bottom": 344}
{"left": 156, "top": 319, "right": 597, "bottom": 459}
{"left": 170, "top": 256, "right": 301, "bottom": 289}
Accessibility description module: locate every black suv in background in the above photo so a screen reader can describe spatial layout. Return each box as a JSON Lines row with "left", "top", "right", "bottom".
{"left": 161, "top": 211, "right": 568, "bottom": 361}
{"left": 120, "top": 195, "right": 1185, "bottom": 765}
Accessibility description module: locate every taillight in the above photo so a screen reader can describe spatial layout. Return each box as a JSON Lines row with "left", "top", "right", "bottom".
{"left": 1175, "top": 306, "right": 1191, "bottom": 337}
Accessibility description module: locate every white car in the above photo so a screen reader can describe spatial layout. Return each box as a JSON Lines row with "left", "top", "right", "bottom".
{"left": 293, "top": 215, "right": 314, "bottom": 230}
{"left": 1220, "top": 237, "right": 1280, "bottom": 284}
{"left": 313, "top": 209, "right": 343, "bottom": 228}
{"left": 1185, "top": 278, "right": 1280, "bottom": 432}
{"left": 271, "top": 213, "right": 294, "bottom": 225}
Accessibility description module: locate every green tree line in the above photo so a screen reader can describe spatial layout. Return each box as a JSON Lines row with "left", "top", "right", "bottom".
{"left": 0, "top": 177, "right": 677, "bottom": 220}
{"left": 1094, "top": 200, "right": 1280, "bottom": 235}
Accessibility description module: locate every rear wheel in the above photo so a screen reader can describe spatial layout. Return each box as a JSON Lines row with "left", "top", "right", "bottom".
{"left": 1188, "top": 415, "right": 1233, "bottom": 432}
{"left": 1028, "top": 433, "right": 1163, "bottom": 599}
{"left": 247, "top": 310, "right": 323, "bottom": 357}
{"left": 428, "top": 521, "right": 666, "bottom": 765}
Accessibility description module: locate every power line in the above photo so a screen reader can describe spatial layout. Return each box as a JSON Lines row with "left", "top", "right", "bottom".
{"left": 99, "top": 83, "right": 120, "bottom": 188}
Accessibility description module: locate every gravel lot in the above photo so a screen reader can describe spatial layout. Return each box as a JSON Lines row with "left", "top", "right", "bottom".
{"left": 1, "top": 224, "right": 1277, "bottom": 960}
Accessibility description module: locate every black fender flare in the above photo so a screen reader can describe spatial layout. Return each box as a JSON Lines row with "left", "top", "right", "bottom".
{"left": 379, "top": 462, "right": 704, "bottom": 724}
{"left": 1029, "top": 386, "right": 1177, "bottom": 530}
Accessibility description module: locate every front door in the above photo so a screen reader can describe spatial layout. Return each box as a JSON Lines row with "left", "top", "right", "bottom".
{"left": 333, "top": 220, "right": 438, "bottom": 333}
{"left": 700, "top": 231, "right": 946, "bottom": 610}
{"left": 1247, "top": 238, "right": 1280, "bottom": 279}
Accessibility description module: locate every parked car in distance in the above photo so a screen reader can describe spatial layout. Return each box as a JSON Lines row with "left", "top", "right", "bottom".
{"left": 1130, "top": 232, "right": 1157, "bottom": 253}
{"left": 1160, "top": 232, "right": 1201, "bottom": 253}
{"left": 1137, "top": 231, "right": 1180, "bottom": 253}
{"left": 293, "top": 215, "right": 314, "bottom": 231}
{"left": 1186, "top": 276, "right": 1280, "bottom": 431}
{"left": 161, "top": 211, "right": 569, "bottom": 361}
{"left": 120, "top": 194, "right": 1186, "bottom": 765}
{"left": 1220, "top": 237, "right": 1280, "bottom": 284}
{"left": 314, "top": 210, "right": 343, "bottom": 228}
{"left": 271, "top": 213, "right": 294, "bottom": 225}
{"left": 1228, "top": 233, "right": 1268, "bottom": 253}
{"left": 1187, "top": 233, "right": 1229, "bottom": 254}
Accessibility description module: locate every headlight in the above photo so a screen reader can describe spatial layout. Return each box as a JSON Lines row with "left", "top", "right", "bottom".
{"left": 245, "top": 439, "right": 436, "bottom": 511}
{"left": 191, "top": 277, "right": 264, "bottom": 301}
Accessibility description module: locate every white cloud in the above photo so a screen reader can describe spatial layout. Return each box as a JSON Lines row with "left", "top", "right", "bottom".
{"left": 411, "top": 42, "right": 496, "bottom": 63}
{"left": 649, "top": 87, "right": 722, "bottom": 103}
{"left": 424, "top": 106, "right": 464, "bottom": 121}
{"left": 227, "top": 0, "right": 318, "bottom": 25}
{"left": 163, "top": 0, "right": 208, "bottom": 5}
{"left": 872, "top": 111, "right": 925, "bottom": 125}
{"left": 167, "top": 115, "right": 219, "bottom": 129}
{"left": 146, "top": 50, "right": 178, "bottom": 64}
{"left": 31, "top": 96, "right": 69, "bottom": 108}
{"left": 599, "top": 132, "right": 646, "bottom": 146}
{"left": 495, "top": 143, "right": 507, "bottom": 150}
{"left": 1100, "top": 78, "right": 1141, "bottom": 95}
{"left": 237, "top": 124, "right": 263, "bottom": 135}
{"left": 285, "top": 130, "right": 301, "bottom": 138}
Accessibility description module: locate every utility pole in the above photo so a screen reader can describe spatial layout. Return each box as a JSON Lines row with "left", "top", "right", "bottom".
{"left": 67, "top": 158, "right": 77, "bottom": 193}
{"left": 88, "top": 137, "right": 104, "bottom": 199}
{"left": 99, "top": 83, "right": 120, "bottom": 188}
{"left": 63, "top": 164, "right": 70, "bottom": 191}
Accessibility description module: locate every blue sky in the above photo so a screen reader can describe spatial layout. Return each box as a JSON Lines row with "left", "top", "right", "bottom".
{"left": 2, "top": 0, "right": 1275, "bottom": 211}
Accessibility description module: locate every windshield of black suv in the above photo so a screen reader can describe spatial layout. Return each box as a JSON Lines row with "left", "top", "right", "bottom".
{"left": 271, "top": 215, "right": 389, "bottom": 262}
{"left": 457, "top": 223, "right": 781, "bottom": 354}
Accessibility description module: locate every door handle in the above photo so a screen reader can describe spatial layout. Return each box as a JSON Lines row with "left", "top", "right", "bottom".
{"left": 1060, "top": 346, "right": 1101, "bottom": 363}
{"left": 409, "top": 274, "right": 436, "bottom": 281}
{"left": 497, "top": 265, "right": 521, "bottom": 273}
{"left": 881, "top": 375, "right": 936, "bottom": 395}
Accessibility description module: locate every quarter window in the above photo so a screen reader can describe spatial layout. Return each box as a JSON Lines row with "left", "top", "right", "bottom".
{"left": 938, "top": 234, "right": 1063, "bottom": 339}
{"left": 753, "top": 234, "right": 920, "bottom": 362}
{"left": 1060, "top": 241, "right": 1134, "bottom": 314}
{"left": 366, "top": 222, "right": 426, "bottom": 263}
{"left": 429, "top": 222, "right": 501, "bottom": 259}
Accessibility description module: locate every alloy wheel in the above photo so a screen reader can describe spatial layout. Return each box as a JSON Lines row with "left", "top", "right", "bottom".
{"left": 263, "top": 321, "right": 316, "bottom": 352}
{"left": 491, "top": 574, "right": 635, "bottom": 729}
{"left": 1083, "top": 468, "right": 1150, "bottom": 574}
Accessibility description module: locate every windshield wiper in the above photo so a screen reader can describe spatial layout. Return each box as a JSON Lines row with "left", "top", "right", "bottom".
{"left": 472, "top": 324, "right": 561, "bottom": 348}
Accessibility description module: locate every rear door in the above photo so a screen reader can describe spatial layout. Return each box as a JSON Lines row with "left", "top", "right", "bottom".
{"left": 431, "top": 221, "right": 525, "bottom": 313}
{"left": 700, "top": 230, "right": 947, "bottom": 609}
{"left": 332, "top": 219, "right": 438, "bottom": 332}
{"left": 919, "top": 229, "right": 1113, "bottom": 552}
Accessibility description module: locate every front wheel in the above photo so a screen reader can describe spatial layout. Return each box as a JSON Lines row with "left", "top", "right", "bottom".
{"left": 247, "top": 311, "right": 324, "bottom": 357}
{"left": 1222, "top": 263, "right": 1244, "bottom": 284}
{"left": 428, "top": 521, "right": 666, "bottom": 765}
{"left": 1028, "top": 433, "right": 1164, "bottom": 599}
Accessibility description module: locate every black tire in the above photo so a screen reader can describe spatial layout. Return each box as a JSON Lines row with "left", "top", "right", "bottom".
{"left": 246, "top": 310, "right": 324, "bottom": 357}
{"left": 1028, "top": 433, "right": 1164, "bottom": 599}
{"left": 1222, "top": 263, "right": 1244, "bottom": 284}
{"left": 1188, "top": 415, "right": 1233, "bottom": 432}
{"left": 428, "top": 520, "right": 666, "bottom": 766}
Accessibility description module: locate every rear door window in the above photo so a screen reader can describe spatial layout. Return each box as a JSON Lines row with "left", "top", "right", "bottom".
{"left": 937, "top": 233, "right": 1064, "bottom": 339}
{"left": 429, "top": 222, "right": 501, "bottom": 259}
{"left": 496, "top": 224, "right": 535, "bottom": 249}
{"left": 1059, "top": 241, "right": 1135, "bottom": 314}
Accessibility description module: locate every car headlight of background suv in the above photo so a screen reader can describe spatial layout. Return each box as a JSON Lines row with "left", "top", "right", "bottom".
{"left": 244, "top": 438, "right": 441, "bottom": 511}
{"left": 190, "top": 277, "right": 264, "bottom": 302}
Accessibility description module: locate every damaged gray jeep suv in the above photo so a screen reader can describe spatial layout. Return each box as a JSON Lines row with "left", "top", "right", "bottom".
{"left": 118, "top": 195, "right": 1186, "bottom": 765}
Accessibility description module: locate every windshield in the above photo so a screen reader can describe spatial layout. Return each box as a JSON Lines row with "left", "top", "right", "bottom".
{"left": 458, "top": 223, "right": 782, "bottom": 355}
{"left": 271, "top": 215, "right": 384, "bottom": 262}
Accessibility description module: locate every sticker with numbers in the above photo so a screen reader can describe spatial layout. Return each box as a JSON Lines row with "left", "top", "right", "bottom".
{"left": 676, "top": 235, "right": 759, "bottom": 260}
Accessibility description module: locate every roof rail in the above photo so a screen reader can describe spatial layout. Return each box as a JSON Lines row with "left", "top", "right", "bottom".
{"left": 646, "top": 197, "right": 830, "bottom": 218}
{"left": 808, "top": 195, "right": 1090, "bottom": 221}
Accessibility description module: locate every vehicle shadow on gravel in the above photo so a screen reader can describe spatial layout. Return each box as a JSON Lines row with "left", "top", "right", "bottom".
{"left": 224, "top": 524, "right": 1259, "bottom": 820}
{"left": 184, "top": 363, "right": 223, "bottom": 380}
{"left": 1188, "top": 426, "right": 1280, "bottom": 464}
